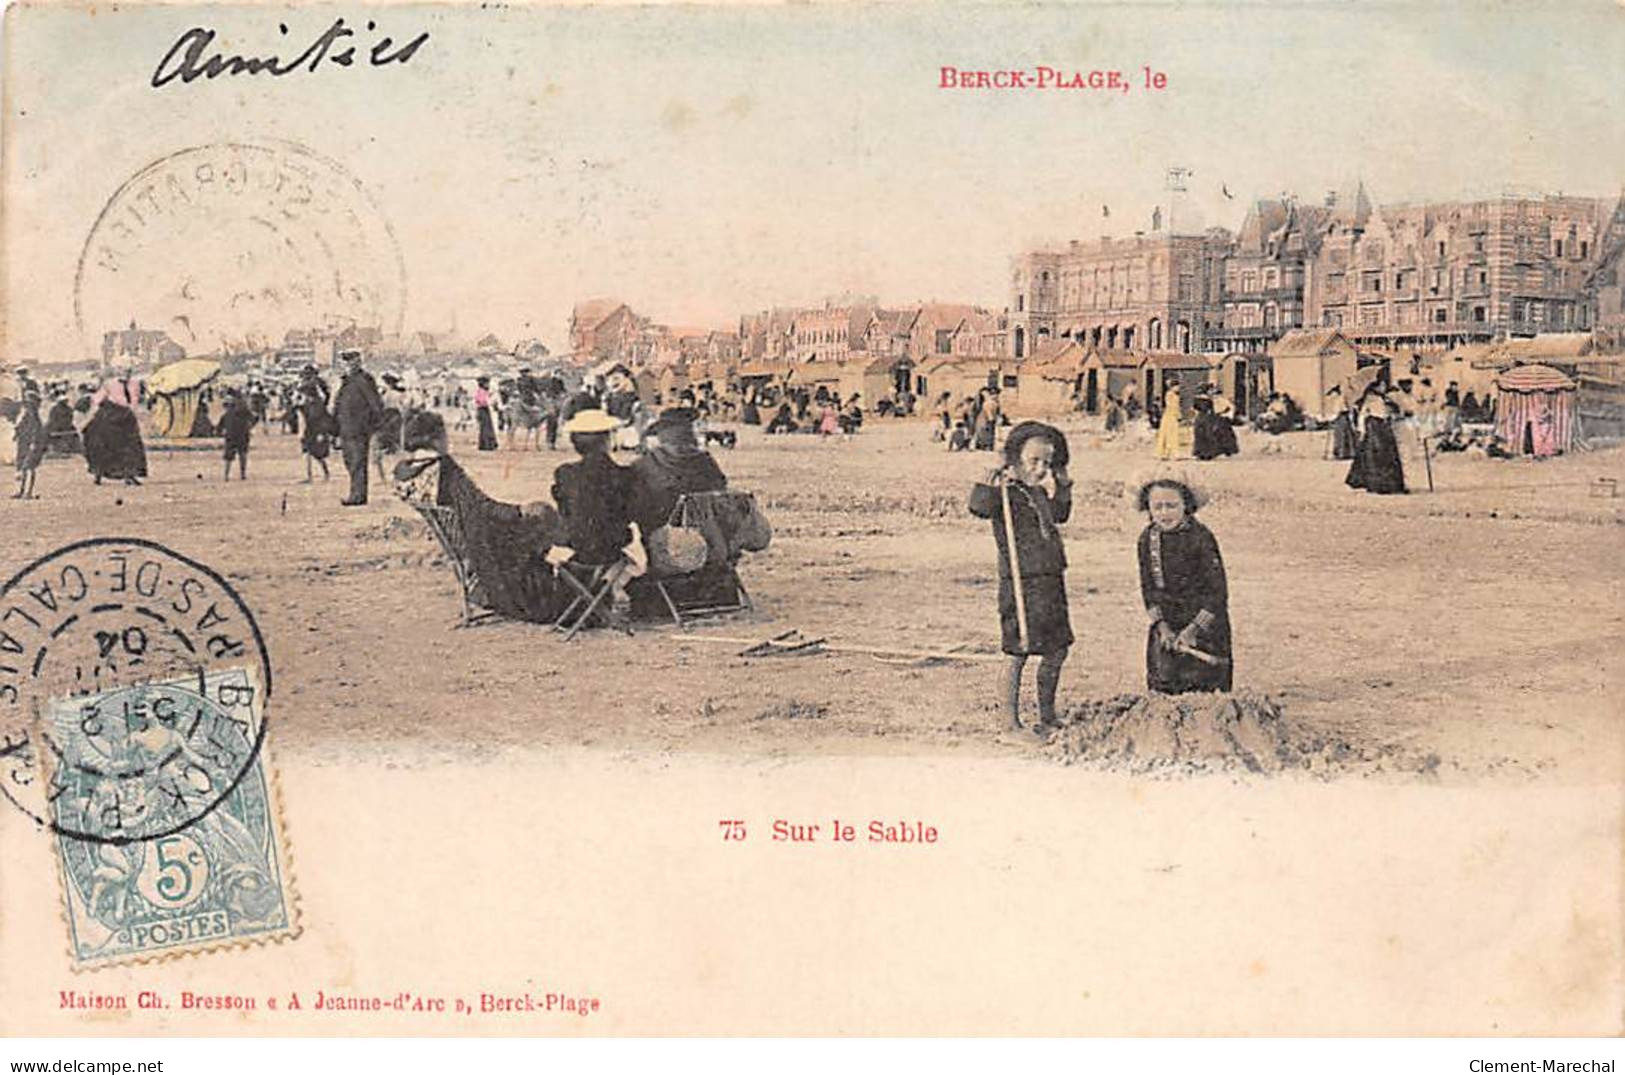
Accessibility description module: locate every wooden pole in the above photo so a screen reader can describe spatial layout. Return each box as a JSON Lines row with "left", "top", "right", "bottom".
{"left": 999, "top": 477, "right": 1030, "bottom": 653}
{"left": 1420, "top": 425, "right": 1435, "bottom": 492}
{"left": 681, "top": 635, "right": 1007, "bottom": 663}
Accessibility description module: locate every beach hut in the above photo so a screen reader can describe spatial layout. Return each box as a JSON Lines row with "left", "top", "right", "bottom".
{"left": 1142, "top": 351, "right": 1216, "bottom": 420}
{"left": 1015, "top": 340, "right": 1089, "bottom": 415}
{"left": 912, "top": 355, "right": 998, "bottom": 406}
{"left": 656, "top": 360, "right": 691, "bottom": 401}
{"left": 1268, "top": 330, "right": 1358, "bottom": 419}
{"left": 1495, "top": 364, "right": 1577, "bottom": 457}
{"left": 1078, "top": 348, "right": 1147, "bottom": 414}
{"left": 836, "top": 355, "right": 899, "bottom": 407}
{"left": 147, "top": 358, "right": 222, "bottom": 438}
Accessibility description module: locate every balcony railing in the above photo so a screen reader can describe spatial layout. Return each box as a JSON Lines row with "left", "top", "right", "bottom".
{"left": 1334, "top": 318, "right": 1562, "bottom": 339}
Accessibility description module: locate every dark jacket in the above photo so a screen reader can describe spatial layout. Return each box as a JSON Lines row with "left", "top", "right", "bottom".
{"left": 219, "top": 401, "right": 256, "bottom": 449}
{"left": 967, "top": 478, "right": 1072, "bottom": 578}
{"left": 551, "top": 452, "right": 637, "bottom": 565}
{"left": 1137, "top": 518, "right": 1228, "bottom": 633}
{"left": 335, "top": 370, "right": 385, "bottom": 440}
{"left": 628, "top": 448, "right": 727, "bottom": 532}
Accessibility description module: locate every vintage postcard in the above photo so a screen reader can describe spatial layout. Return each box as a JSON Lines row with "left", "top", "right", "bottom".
{"left": 1, "top": 0, "right": 1622, "bottom": 1039}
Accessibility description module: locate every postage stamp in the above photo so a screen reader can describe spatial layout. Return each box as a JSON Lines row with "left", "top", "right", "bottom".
{"left": 43, "top": 665, "right": 298, "bottom": 969}
{"left": 0, "top": 539, "right": 296, "bottom": 968}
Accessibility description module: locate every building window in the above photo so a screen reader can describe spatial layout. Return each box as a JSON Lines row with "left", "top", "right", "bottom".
{"left": 1581, "top": 240, "right": 1590, "bottom": 259}
{"left": 1433, "top": 308, "right": 1448, "bottom": 323}
{"left": 1242, "top": 271, "right": 1256, "bottom": 292}
{"left": 1016, "top": 294, "right": 1025, "bottom": 312}
{"left": 1437, "top": 241, "right": 1446, "bottom": 257}
{"left": 1554, "top": 239, "right": 1564, "bottom": 257}
{"left": 1472, "top": 306, "right": 1486, "bottom": 323}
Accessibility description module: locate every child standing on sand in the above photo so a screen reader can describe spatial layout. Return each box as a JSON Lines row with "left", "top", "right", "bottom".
{"left": 13, "top": 389, "right": 45, "bottom": 499}
{"left": 968, "top": 421, "right": 1073, "bottom": 733}
{"left": 1136, "top": 477, "right": 1233, "bottom": 694}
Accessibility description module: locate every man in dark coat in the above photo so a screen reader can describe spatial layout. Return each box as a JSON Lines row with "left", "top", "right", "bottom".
{"left": 629, "top": 407, "right": 728, "bottom": 537}
{"left": 334, "top": 351, "right": 384, "bottom": 505}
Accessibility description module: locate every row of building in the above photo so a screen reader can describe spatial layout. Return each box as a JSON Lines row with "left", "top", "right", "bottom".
{"left": 562, "top": 181, "right": 1625, "bottom": 416}
{"left": 1008, "top": 183, "right": 1625, "bottom": 360}
{"left": 568, "top": 295, "right": 1010, "bottom": 403}
{"left": 100, "top": 320, "right": 553, "bottom": 378}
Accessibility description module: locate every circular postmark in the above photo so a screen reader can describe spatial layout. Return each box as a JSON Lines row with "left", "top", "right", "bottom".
{"left": 74, "top": 140, "right": 406, "bottom": 359}
{"left": 0, "top": 538, "right": 272, "bottom": 844}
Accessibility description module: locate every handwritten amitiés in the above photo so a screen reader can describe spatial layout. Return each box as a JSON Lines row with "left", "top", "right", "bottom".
{"left": 152, "top": 18, "right": 429, "bottom": 88}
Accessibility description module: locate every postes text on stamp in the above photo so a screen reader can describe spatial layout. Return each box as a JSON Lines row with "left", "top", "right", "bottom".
{"left": 47, "top": 666, "right": 296, "bottom": 969}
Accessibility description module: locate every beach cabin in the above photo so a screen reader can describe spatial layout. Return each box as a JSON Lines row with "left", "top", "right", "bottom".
{"left": 837, "top": 355, "right": 900, "bottom": 408}
{"left": 1078, "top": 349, "right": 1149, "bottom": 414}
{"left": 1495, "top": 364, "right": 1577, "bottom": 457}
{"left": 1268, "top": 330, "right": 1358, "bottom": 419}
{"left": 913, "top": 355, "right": 1002, "bottom": 406}
{"left": 1142, "top": 351, "right": 1217, "bottom": 420}
{"left": 1014, "top": 340, "right": 1090, "bottom": 416}
{"left": 1210, "top": 352, "right": 1274, "bottom": 421}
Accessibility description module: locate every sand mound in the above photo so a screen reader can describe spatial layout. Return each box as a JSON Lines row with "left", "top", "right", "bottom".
{"left": 1045, "top": 690, "right": 1431, "bottom": 777}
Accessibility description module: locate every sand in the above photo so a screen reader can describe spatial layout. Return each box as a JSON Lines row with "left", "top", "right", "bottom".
{"left": 4, "top": 413, "right": 1618, "bottom": 783}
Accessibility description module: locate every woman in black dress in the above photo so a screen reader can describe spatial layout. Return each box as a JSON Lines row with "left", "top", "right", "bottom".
{"left": 1326, "top": 387, "right": 1358, "bottom": 461}
{"left": 82, "top": 374, "right": 148, "bottom": 486}
{"left": 1345, "top": 386, "right": 1407, "bottom": 494}
{"left": 1192, "top": 396, "right": 1239, "bottom": 460}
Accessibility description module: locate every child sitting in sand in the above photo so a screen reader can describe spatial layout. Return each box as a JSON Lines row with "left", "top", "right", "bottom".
{"left": 1136, "top": 477, "right": 1232, "bottom": 694}
{"left": 968, "top": 421, "right": 1073, "bottom": 733}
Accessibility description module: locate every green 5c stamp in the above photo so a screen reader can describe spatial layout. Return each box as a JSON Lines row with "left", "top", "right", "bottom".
{"left": 45, "top": 666, "right": 297, "bottom": 968}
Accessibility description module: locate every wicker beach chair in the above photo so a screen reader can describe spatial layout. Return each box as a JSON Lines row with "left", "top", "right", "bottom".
{"left": 407, "top": 499, "right": 501, "bottom": 628}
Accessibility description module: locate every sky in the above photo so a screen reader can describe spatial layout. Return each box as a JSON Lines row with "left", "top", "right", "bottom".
{"left": 4, "top": 0, "right": 1625, "bottom": 360}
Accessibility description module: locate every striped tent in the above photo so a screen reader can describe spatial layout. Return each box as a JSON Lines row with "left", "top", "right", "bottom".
{"left": 1495, "top": 363, "right": 1576, "bottom": 458}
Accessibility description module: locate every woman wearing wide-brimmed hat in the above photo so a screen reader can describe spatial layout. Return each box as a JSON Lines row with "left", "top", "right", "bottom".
{"left": 552, "top": 409, "right": 638, "bottom": 568}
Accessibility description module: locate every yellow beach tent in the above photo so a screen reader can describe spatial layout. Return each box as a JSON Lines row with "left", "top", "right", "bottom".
{"left": 148, "top": 358, "right": 221, "bottom": 437}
